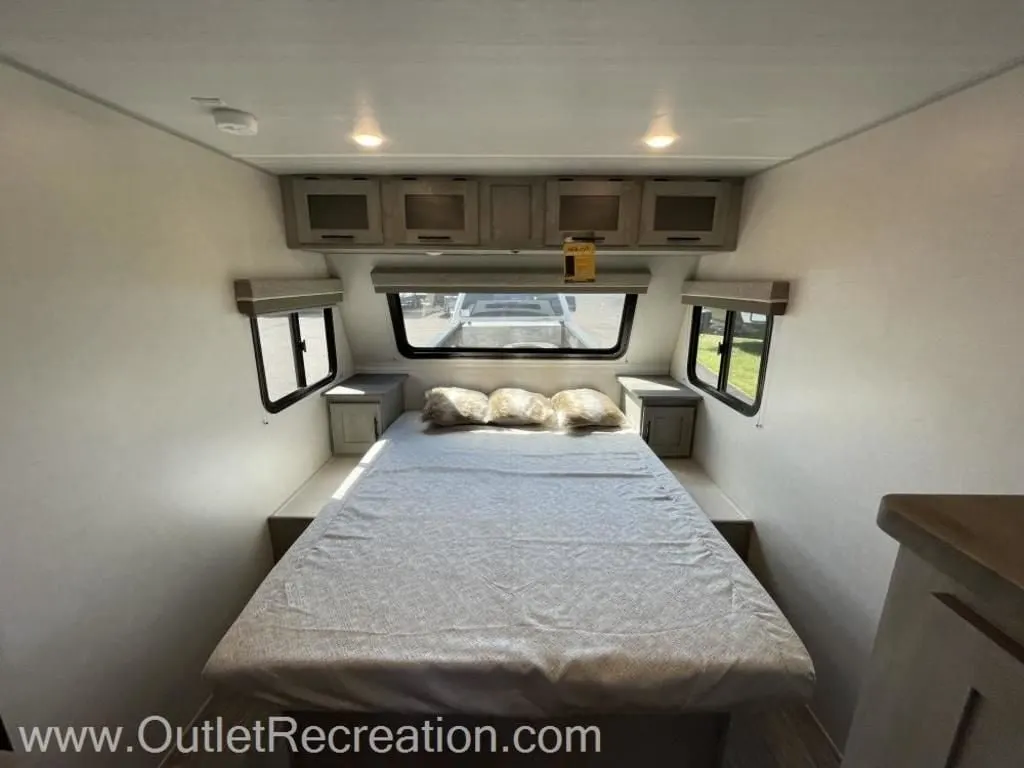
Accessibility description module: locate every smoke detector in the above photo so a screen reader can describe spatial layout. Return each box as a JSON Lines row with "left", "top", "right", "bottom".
{"left": 212, "top": 107, "right": 258, "bottom": 136}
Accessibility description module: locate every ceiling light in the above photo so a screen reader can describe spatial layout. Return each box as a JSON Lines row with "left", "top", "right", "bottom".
{"left": 352, "top": 133, "right": 384, "bottom": 148}
{"left": 642, "top": 112, "right": 678, "bottom": 150}
{"left": 644, "top": 134, "right": 677, "bottom": 149}
{"left": 350, "top": 108, "right": 386, "bottom": 150}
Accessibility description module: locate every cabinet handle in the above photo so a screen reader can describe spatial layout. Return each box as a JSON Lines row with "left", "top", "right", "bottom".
{"left": 642, "top": 421, "right": 651, "bottom": 442}
{"left": 417, "top": 235, "right": 453, "bottom": 242}
{"left": 373, "top": 417, "right": 380, "bottom": 440}
{"left": 667, "top": 236, "right": 702, "bottom": 242}
{"left": 320, "top": 234, "right": 355, "bottom": 240}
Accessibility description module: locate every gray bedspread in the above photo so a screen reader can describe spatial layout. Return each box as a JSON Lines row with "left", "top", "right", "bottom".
{"left": 204, "top": 412, "right": 814, "bottom": 714}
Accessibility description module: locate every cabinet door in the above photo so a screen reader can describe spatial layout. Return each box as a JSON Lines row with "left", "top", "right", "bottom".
{"left": 544, "top": 179, "right": 640, "bottom": 246}
{"left": 643, "top": 406, "right": 695, "bottom": 458}
{"left": 638, "top": 180, "right": 734, "bottom": 247}
{"left": 479, "top": 178, "right": 544, "bottom": 248}
{"left": 329, "top": 403, "right": 381, "bottom": 454}
{"left": 387, "top": 178, "right": 480, "bottom": 245}
{"left": 844, "top": 593, "right": 1024, "bottom": 768}
{"left": 286, "top": 177, "right": 384, "bottom": 246}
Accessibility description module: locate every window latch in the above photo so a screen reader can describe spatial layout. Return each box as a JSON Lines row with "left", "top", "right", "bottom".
{"left": 299, "top": 340, "right": 307, "bottom": 353}
{"left": 717, "top": 342, "right": 728, "bottom": 356}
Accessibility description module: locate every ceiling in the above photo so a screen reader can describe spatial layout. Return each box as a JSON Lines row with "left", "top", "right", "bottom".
{"left": 1, "top": 0, "right": 1022, "bottom": 175}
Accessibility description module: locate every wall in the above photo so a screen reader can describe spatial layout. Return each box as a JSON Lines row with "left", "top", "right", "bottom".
{"left": 329, "top": 253, "right": 697, "bottom": 404}
{"left": 0, "top": 62, "right": 336, "bottom": 765}
{"left": 670, "top": 65, "right": 1024, "bottom": 748}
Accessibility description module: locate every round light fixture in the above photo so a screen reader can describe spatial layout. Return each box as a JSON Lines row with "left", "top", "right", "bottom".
{"left": 642, "top": 112, "right": 678, "bottom": 150}
{"left": 212, "top": 107, "right": 258, "bottom": 136}
{"left": 352, "top": 133, "right": 385, "bottom": 148}
{"left": 644, "top": 133, "right": 677, "bottom": 149}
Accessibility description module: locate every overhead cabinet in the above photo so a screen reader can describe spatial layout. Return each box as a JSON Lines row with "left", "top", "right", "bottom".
{"left": 386, "top": 177, "right": 479, "bottom": 245}
{"left": 282, "top": 176, "right": 384, "bottom": 247}
{"left": 280, "top": 175, "right": 744, "bottom": 252}
{"left": 638, "top": 179, "right": 741, "bottom": 248}
{"left": 544, "top": 178, "right": 640, "bottom": 246}
{"left": 479, "top": 178, "right": 545, "bottom": 248}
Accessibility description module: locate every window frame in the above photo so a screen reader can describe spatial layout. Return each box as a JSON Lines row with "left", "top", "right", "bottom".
{"left": 387, "top": 293, "right": 637, "bottom": 360}
{"left": 686, "top": 305, "right": 773, "bottom": 416}
{"left": 250, "top": 307, "right": 338, "bottom": 414}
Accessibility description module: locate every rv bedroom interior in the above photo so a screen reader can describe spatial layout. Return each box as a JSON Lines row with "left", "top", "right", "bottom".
{"left": 1, "top": 2, "right": 1023, "bottom": 766}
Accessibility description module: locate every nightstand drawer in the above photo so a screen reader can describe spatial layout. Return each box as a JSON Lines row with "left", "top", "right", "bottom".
{"left": 644, "top": 405, "right": 696, "bottom": 458}
{"left": 330, "top": 402, "right": 380, "bottom": 452}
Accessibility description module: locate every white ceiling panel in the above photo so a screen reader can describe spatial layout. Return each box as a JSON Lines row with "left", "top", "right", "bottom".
{"left": 1, "top": 0, "right": 1022, "bottom": 174}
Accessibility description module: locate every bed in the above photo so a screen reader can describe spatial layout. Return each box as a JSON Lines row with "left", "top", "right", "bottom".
{"left": 205, "top": 412, "right": 813, "bottom": 764}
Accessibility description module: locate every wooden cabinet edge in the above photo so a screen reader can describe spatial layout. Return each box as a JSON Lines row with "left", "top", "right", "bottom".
{"left": 281, "top": 174, "right": 746, "bottom": 253}
{"left": 280, "top": 176, "right": 302, "bottom": 249}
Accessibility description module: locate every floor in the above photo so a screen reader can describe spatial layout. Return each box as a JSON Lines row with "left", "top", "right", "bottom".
{"left": 167, "top": 696, "right": 840, "bottom": 768}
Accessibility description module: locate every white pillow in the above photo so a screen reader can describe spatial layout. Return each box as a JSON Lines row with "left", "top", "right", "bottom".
{"left": 487, "top": 388, "right": 555, "bottom": 426}
{"left": 551, "top": 388, "right": 626, "bottom": 429}
{"left": 421, "top": 387, "right": 490, "bottom": 426}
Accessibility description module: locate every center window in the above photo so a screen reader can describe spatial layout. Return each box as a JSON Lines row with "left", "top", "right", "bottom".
{"left": 387, "top": 292, "right": 636, "bottom": 359}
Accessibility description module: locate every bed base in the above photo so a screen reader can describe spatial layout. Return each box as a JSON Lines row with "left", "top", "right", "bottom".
{"left": 285, "top": 711, "right": 729, "bottom": 767}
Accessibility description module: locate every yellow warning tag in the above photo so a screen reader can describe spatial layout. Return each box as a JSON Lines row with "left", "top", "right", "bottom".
{"left": 563, "top": 241, "right": 596, "bottom": 283}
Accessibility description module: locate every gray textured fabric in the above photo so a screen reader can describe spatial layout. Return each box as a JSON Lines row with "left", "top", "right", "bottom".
{"left": 205, "top": 413, "right": 814, "bottom": 714}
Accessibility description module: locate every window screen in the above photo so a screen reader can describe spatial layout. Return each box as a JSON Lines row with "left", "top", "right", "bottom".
{"left": 687, "top": 306, "right": 772, "bottom": 415}
{"left": 250, "top": 308, "right": 337, "bottom": 413}
{"left": 388, "top": 292, "right": 636, "bottom": 359}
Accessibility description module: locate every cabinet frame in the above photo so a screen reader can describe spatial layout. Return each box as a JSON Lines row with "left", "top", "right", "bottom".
{"left": 642, "top": 404, "right": 697, "bottom": 458}
{"left": 638, "top": 179, "right": 735, "bottom": 247}
{"left": 283, "top": 176, "right": 384, "bottom": 246}
{"left": 329, "top": 402, "right": 382, "bottom": 455}
{"left": 544, "top": 178, "right": 641, "bottom": 246}
{"left": 479, "top": 178, "right": 545, "bottom": 248}
{"left": 385, "top": 177, "right": 480, "bottom": 245}
{"left": 618, "top": 375, "right": 702, "bottom": 458}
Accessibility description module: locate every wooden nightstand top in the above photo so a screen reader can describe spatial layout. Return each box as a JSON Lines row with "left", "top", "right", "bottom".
{"left": 617, "top": 375, "right": 702, "bottom": 404}
{"left": 323, "top": 373, "right": 407, "bottom": 402}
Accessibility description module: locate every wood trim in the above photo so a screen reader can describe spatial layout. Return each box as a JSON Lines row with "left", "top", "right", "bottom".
{"left": 234, "top": 278, "right": 345, "bottom": 316}
{"left": 369, "top": 267, "right": 651, "bottom": 294}
{"left": 681, "top": 280, "right": 790, "bottom": 315}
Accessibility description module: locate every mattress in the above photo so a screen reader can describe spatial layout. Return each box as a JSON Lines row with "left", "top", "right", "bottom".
{"left": 205, "top": 412, "right": 813, "bottom": 714}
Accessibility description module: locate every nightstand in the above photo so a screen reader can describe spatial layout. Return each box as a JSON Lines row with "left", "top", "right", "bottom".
{"left": 323, "top": 374, "right": 407, "bottom": 455}
{"left": 617, "top": 375, "right": 702, "bottom": 458}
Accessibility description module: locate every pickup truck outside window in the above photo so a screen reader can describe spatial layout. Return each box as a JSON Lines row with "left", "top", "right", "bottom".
{"left": 387, "top": 292, "right": 636, "bottom": 359}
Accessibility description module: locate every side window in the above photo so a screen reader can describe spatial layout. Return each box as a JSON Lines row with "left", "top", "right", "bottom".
{"left": 250, "top": 308, "right": 337, "bottom": 413}
{"left": 687, "top": 306, "right": 772, "bottom": 415}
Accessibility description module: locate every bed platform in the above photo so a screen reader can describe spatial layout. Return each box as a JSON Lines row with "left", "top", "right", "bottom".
{"left": 205, "top": 413, "right": 813, "bottom": 764}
